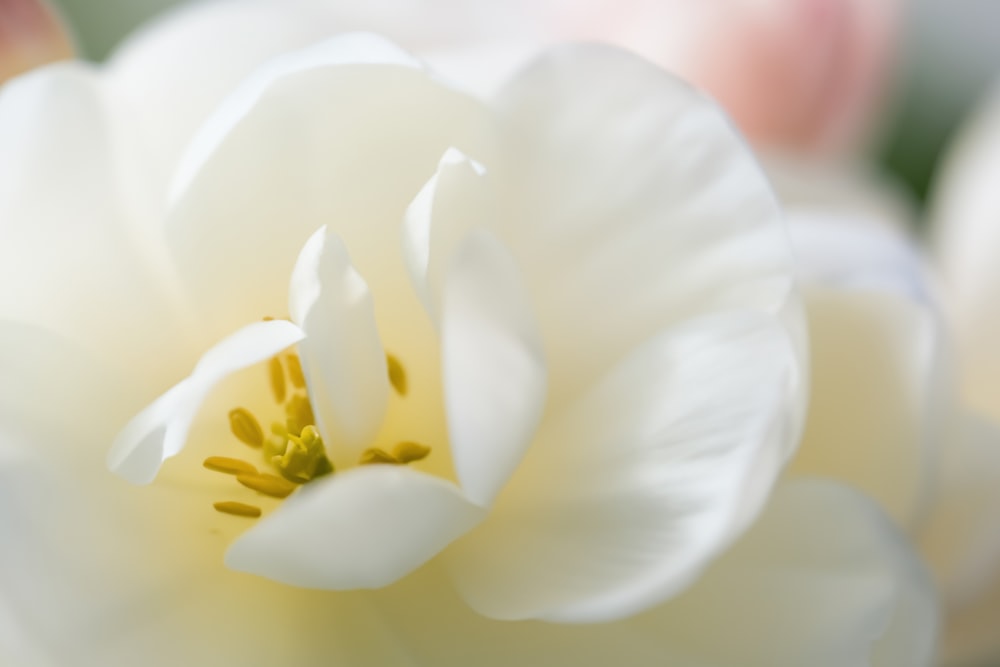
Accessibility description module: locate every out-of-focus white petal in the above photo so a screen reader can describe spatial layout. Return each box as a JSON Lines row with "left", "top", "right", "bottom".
{"left": 921, "top": 415, "right": 1000, "bottom": 610}
{"left": 368, "top": 480, "right": 936, "bottom": 667}
{"left": 446, "top": 311, "right": 799, "bottom": 622}
{"left": 785, "top": 214, "right": 951, "bottom": 529}
{"left": 789, "top": 212, "right": 932, "bottom": 302}
{"left": 107, "top": 320, "right": 304, "bottom": 484}
{"left": 644, "top": 480, "right": 937, "bottom": 667}
{"left": 227, "top": 465, "right": 484, "bottom": 589}
{"left": 490, "top": 44, "right": 802, "bottom": 422}
{"left": 163, "top": 33, "right": 492, "bottom": 340}
{"left": 789, "top": 288, "right": 939, "bottom": 527}
{"left": 289, "top": 227, "right": 388, "bottom": 463}
{"left": 0, "top": 64, "right": 195, "bottom": 391}
{"left": 932, "top": 84, "right": 1000, "bottom": 423}
{"left": 441, "top": 231, "right": 546, "bottom": 506}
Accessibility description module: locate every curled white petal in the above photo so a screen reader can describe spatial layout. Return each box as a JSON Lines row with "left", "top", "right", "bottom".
{"left": 402, "top": 147, "right": 490, "bottom": 318}
{"left": 226, "top": 465, "right": 485, "bottom": 589}
{"left": 288, "top": 227, "right": 389, "bottom": 463}
{"left": 447, "top": 310, "right": 800, "bottom": 622}
{"left": 442, "top": 230, "right": 547, "bottom": 507}
{"left": 107, "top": 319, "right": 304, "bottom": 484}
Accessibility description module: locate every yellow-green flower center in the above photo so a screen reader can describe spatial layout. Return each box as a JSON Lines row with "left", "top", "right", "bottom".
{"left": 204, "top": 345, "right": 431, "bottom": 519}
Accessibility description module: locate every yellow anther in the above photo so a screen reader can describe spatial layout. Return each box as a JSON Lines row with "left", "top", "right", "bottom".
{"left": 284, "top": 394, "right": 315, "bottom": 436}
{"left": 236, "top": 473, "right": 297, "bottom": 499}
{"left": 386, "top": 353, "right": 407, "bottom": 396}
{"left": 268, "top": 356, "right": 287, "bottom": 403}
{"left": 203, "top": 456, "right": 258, "bottom": 476}
{"left": 229, "top": 408, "right": 264, "bottom": 448}
{"left": 359, "top": 448, "right": 399, "bottom": 465}
{"left": 213, "top": 501, "right": 262, "bottom": 518}
{"left": 286, "top": 354, "right": 305, "bottom": 388}
{"left": 393, "top": 441, "right": 431, "bottom": 464}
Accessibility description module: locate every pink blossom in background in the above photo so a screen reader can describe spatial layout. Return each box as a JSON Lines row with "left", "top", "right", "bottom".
{"left": 0, "top": 0, "right": 73, "bottom": 83}
{"left": 527, "top": 0, "right": 902, "bottom": 154}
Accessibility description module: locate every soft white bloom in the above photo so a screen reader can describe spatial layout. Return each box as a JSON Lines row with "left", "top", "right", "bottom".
{"left": 927, "top": 81, "right": 1000, "bottom": 667}
{"left": 768, "top": 169, "right": 1000, "bottom": 667}
{"left": 0, "top": 3, "right": 935, "bottom": 666}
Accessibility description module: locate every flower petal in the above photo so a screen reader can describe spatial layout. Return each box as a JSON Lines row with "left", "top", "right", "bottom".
{"left": 637, "top": 480, "right": 938, "bottom": 667}
{"left": 164, "top": 33, "right": 491, "bottom": 339}
{"left": 402, "top": 147, "right": 491, "bottom": 319}
{"left": 107, "top": 319, "right": 304, "bottom": 484}
{"left": 226, "top": 465, "right": 485, "bottom": 589}
{"left": 368, "top": 480, "right": 935, "bottom": 667}
{"left": 920, "top": 414, "right": 1000, "bottom": 610}
{"left": 490, "top": 44, "right": 801, "bottom": 415}
{"left": 446, "top": 310, "right": 800, "bottom": 622}
{"left": 441, "top": 231, "right": 546, "bottom": 506}
{"left": 788, "top": 212, "right": 932, "bottom": 302}
{"left": 0, "top": 63, "right": 194, "bottom": 390}
{"left": 932, "top": 85, "right": 1000, "bottom": 423}
{"left": 788, "top": 288, "right": 940, "bottom": 527}
{"left": 289, "top": 227, "right": 388, "bottom": 463}
{"left": 107, "top": 1, "right": 353, "bottom": 213}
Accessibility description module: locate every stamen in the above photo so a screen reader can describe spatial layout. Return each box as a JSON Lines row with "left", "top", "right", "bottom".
{"left": 268, "top": 356, "right": 287, "bottom": 403}
{"left": 272, "top": 425, "right": 333, "bottom": 483}
{"left": 203, "top": 456, "right": 258, "bottom": 476}
{"left": 213, "top": 501, "right": 262, "bottom": 518}
{"left": 386, "top": 353, "right": 407, "bottom": 396}
{"left": 229, "top": 408, "right": 264, "bottom": 448}
{"left": 236, "top": 473, "right": 297, "bottom": 499}
{"left": 286, "top": 354, "right": 305, "bottom": 388}
{"left": 284, "top": 394, "right": 315, "bottom": 436}
{"left": 359, "top": 448, "right": 399, "bottom": 465}
{"left": 393, "top": 441, "right": 431, "bottom": 464}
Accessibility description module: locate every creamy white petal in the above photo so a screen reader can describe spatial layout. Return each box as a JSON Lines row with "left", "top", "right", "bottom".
{"left": 489, "top": 44, "right": 801, "bottom": 417}
{"left": 164, "top": 33, "right": 492, "bottom": 339}
{"left": 788, "top": 288, "right": 941, "bottom": 527}
{"left": 226, "top": 465, "right": 485, "bottom": 589}
{"left": 170, "top": 32, "right": 421, "bottom": 202}
{"left": 446, "top": 311, "right": 799, "bottom": 622}
{"left": 931, "top": 84, "right": 1000, "bottom": 422}
{"left": 920, "top": 415, "right": 1000, "bottom": 610}
{"left": 108, "top": 320, "right": 304, "bottom": 484}
{"left": 289, "top": 227, "right": 389, "bottom": 461}
{"left": 789, "top": 213, "right": 933, "bottom": 303}
{"left": 107, "top": 0, "right": 362, "bottom": 214}
{"left": 441, "top": 231, "right": 546, "bottom": 506}
{"left": 106, "top": 0, "right": 528, "bottom": 213}
{"left": 366, "top": 480, "right": 936, "bottom": 667}
{"left": 0, "top": 63, "right": 194, "bottom": 391}
{"left": 402, "top": 147, "right": 490, "bottom": 318}
{"left": 646, "top": 480, "right": 938, "bottom": 667}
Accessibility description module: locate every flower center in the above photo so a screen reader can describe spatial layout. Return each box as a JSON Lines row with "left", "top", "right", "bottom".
{"left": 203, "top": 346, "right": 431, "bottom": 519}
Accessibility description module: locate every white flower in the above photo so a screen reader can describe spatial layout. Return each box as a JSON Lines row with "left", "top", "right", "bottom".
{"left": 0, "top": 5, "right": 933, "bottom": 666}
{"left": 925, "top": 81, "right": 1000, "bottom": 667}
{"left": 770, "top": 171, "right": 1000, "bottom": 667}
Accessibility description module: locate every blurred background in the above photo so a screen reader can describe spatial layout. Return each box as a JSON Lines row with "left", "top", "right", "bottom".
{"left": 30, "top": 0, "right": 1000, "bottom": 211}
